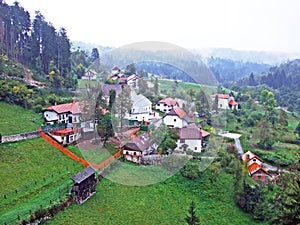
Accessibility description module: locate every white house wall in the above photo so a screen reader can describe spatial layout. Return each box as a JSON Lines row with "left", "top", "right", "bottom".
{"left": 163, "top": 115, "right": 187, "bottom": 128}
{"left": 218, "top": 98, "right": 229, "bottom": 109}
{"left": 176, "top": 139, "right": 202, "bottom": 152}
{"left": 155, "top": 103, "right": 172, "bottom": 113}
{"left": 44, "top": 111, "right": 58, "bottom": 124}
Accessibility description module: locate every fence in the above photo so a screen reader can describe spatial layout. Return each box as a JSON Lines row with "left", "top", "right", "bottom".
{"left": 1, "top": 167, "right": 75, "bottom": 225}
{"left": 1, "top": 130, "right": 40, "bottom": 144}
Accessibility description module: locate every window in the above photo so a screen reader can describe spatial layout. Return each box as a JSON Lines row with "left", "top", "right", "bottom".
{"left": 180, "top": 139, "right": 185, "bottom": 143}
{"left": 174, "top": 119, "right": 177, "bottom": 122}
{"left": 157, "top": 103, "right": 160, "bottom": 106}
{"left": 194, "top": 147, "right": 197, "bottom": 150}
{"left": 126, "top": 151, "right": 129, "bottom": 155}
{"left": 220, "top": 104, "right": 222, "bottom": 107}
{"left": 164, "top": 109, "right": 167, "bottom": 112}
{"left": 133, "top": 152, "right": 136, "bottom": 155}
{"left": 164, "top": 104, "right": 167, "bottom": 106}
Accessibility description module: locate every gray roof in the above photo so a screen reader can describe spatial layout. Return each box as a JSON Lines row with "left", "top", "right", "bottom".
{"left": 102, "top": 84, "right": 122, "bottom": 96}
{"left": 123, "top": 133, "right": 151, "bottom": 151}
{"left": 71, "top": 166, "right": 97, "bottom": 183}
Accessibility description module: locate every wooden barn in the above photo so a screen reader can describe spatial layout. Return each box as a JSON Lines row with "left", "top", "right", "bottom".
{"left": 71, "top": 166, "right": 97, "bottom": 204}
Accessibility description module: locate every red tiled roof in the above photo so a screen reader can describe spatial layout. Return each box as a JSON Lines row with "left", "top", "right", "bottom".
{"left": 45, "top": 101, "right": 81, "bottom": 114}
{"left": 158, "top": 97, "right": 177, "bottom": 106}
{"left": 213, "top": 94, "right": 230, "bottom": 99}
{"left": 168, "top": 106, "right": 186, "bottom": 118}
{"left": 229, "top": 99, "right": 238, "bottom": 105}
{"left": 50, "top": 128, "right": 81, "bottom": 136}
{"left": 201, "top": 129, "right": 210, "bottom": 137}
{"left": 248, "top": 162, "right": 261, "bottom": 175}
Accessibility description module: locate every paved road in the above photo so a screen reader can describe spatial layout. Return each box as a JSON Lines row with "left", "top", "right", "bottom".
{"left": 218, "top": 132, "right": 244, "bottom": 155}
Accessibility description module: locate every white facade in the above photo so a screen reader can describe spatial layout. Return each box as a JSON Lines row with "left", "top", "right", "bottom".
{"left": 128, "top": 92, "right": 161, "bottom": 122}
{"left": 50, "top": 132, "right": 81, "bottom": 145}
{"left": 155, "top": 103, "right": 173, "bottom": 113}
{"left": 176, "top": 139, "right": 202, "bottom": 152}
{"left": 123, "top": 149, "right": 143, "bottom": 163}
{"left": 218, "top": 98, "right": 230, "bottom": 109}
{"left": 163, "top": 115, "right": 187, "bottom": 128}
{"left": 43, "top": 111, "right": 81, "bottom": 125}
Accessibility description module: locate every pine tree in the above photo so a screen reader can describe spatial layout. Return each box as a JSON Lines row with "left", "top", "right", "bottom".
{"left": 185, "top": 201, "right": 200, "bottom": 225}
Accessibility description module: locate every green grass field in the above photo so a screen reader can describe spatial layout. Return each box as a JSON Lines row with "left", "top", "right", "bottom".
{"left": 157, "top": 79, "right": 218, "bottom": 95}
{"left": 45, "top": 167, "right": 266, "bottom": 225}
{"left": 77, "top": 79, "right": 102, "bottom": 89}
{"left": 0, "top": 138, "right": 84, "bottom": 224}
{"left": 67, "top": 142, "right": 119, "bottom": 165}
{"left": 0, "top": 101, "right": 44, "bottom": 135}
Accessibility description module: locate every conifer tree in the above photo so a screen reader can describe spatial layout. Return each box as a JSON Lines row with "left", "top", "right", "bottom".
{"left": 185, "top": 201, "right": 200, "bottom": 225}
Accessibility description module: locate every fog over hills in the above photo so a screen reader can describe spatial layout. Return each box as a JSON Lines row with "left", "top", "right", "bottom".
{"left": 191, "top": 48, "right": 300, "bottom": 65}
{"left": 73, "top": 41, "right": 300, "bottom": 65}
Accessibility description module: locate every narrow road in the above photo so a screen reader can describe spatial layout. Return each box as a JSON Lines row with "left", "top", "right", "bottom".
{"left": 234, "top": 138, "right": 244, "bottom": 155}
{"left": 218, "top": 132, "right": 244, "bottom": 155}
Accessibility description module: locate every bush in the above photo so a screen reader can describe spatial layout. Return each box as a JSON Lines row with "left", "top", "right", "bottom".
{"left": 34, "top": 104, "right": 43, "bottom": 113}
{"left": 181, "top": 161, "right": 200, "bottom": 180}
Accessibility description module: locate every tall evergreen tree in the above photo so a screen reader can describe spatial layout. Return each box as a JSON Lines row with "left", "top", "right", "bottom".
{"left": 185, "top": 201, "right": 200, "bottom": 225}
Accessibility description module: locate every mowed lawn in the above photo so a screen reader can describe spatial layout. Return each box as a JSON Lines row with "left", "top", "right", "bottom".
{"left": 0, "top": 138, "right": 84, "bottom": 223}
{"left": 0, "top": 101, "right": 44, "bottom": 135}
{"left": 45, "top": 166, "right": 266, "bottom": 225}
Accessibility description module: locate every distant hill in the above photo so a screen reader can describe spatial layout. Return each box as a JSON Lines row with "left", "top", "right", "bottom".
{"left": 206, "top": 57, "right": 271, "bottom": 83}
{"left": 71, "top": 41, "right": 113, "bottom": 56}
{"left": 191, "top": 48, "right": 300, "bottom": 65}
{"left": 238, "top": 58, "right": 300, "bottom": 113}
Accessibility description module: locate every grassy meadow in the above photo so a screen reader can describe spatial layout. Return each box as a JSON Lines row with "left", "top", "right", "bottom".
{"left": 0, "top": 101, "right": 44, "bottom": 135}
{"left": 46, "top": 167, "right": 266, "bottom": 225}
{"left": 0, "top": 138, "right": 84, "bottom": 224}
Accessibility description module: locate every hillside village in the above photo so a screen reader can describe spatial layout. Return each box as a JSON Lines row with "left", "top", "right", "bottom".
{"left": 1, "top": 1, "right": 300, "bottom": 224}
{"left": 42, "top": 65, "right": 280, "bottom": 186}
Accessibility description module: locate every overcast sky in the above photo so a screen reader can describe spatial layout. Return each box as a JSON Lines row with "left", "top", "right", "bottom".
{"left": 5, "top": 0, "right": 300, "bottom": 53}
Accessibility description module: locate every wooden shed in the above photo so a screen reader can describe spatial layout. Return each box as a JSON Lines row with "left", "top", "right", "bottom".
{"left": 71, "top": 166, "right": 97, "bottom": 204}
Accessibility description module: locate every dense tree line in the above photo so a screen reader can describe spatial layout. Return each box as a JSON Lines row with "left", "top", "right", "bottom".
{"left": 236, "top": 59, "right": 300, "bottom": 113}
{"left": 0, "top": 1, "right": 74, "bottom": 88}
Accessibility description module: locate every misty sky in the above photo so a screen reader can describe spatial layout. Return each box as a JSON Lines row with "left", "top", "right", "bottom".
{"left": 5, "top": 0, "right": 300, "bottom": 53}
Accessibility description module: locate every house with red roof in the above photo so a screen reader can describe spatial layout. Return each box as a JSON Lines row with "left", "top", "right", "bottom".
{"left": 242, "top": 151, "right": 272, "bottom": 182}
{"left": 163, "top": 106, "right": 194, "bottom": 128}
{"left": 211, "top": 93, "right": 238, "bottom": 110}
{"left": 44, "top": 100, "right": 82, "bottom": 125}
{"left": 176, "top": 123, "right": 210, "bottom": 153}
{"left": 155, "top": 97, "right": 178, "bottom": 113}
{"left": 43, "top": 100, "right": 84, "bottom": 145}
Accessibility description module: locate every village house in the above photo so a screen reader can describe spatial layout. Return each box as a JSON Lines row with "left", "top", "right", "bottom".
{"left": 211, "top": 93, "right": 238, "bottom": 110}
{"left": 242, "top": 151, "right": 272, "bottom": 182}
{"left": 129, "top": 91, "right": 160, "bottom": 123}
{"left": 155, "top": 97, "right": 178, "bottom": 113}
{"left": 82, "top": 69, "right": 97, "bottom": 80}
{"left": 163, "top": 106, "right": 194, "bottom": 128}
{"left": 122, "top": 133, "right": 153, "bottom": 164}
{"left": 43, "top": 100, "right": 83, "bottom": 145}
{"left": 71, "top": 166, "right": 97, "bottom": 204}
{"left": 111, "top": 65, "right": 121, "bottom": 75}
{"left": 127, "top": 74, "right": 140, "bottom": 87}
{"left": 176, "top": 123, "right": 210, "bottom": 153}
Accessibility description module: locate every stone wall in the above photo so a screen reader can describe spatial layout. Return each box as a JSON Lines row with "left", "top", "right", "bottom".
{"left": 1, "top": 131, "right": 40, "bottom": 143}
